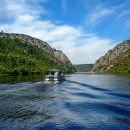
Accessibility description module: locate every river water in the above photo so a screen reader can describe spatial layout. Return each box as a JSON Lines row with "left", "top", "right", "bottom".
{"left": 0, "top": 73, "right": 130, "bottom": 130}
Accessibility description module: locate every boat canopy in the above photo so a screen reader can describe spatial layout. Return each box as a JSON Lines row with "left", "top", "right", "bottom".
{"left": 48, "top": 69, "right": 61, "bottom": 72}
{"left": 46, "top": 69, "right": 64, "bottom": 75}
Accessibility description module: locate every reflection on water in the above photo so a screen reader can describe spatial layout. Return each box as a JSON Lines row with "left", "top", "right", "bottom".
{"left": 0, "top": 74, "right": 45, "bottom": 84}
{"left": 114, "top": 117, "right": 130, "bottom": 125}
{"left": 0, "top": 73, "right": 130, "bottom": 130}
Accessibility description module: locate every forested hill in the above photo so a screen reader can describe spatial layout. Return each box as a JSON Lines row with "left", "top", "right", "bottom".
{"left": 74, "top": 64, "right": 94, "bottom": 72}
{"left": 0, "top": 32, "right": 74, "bottom": 75}
{"left": 93, "top": 40, "right": 130, "bottom": 75}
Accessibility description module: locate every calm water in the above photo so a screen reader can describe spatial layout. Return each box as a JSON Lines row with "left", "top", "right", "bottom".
{"left": 0, "top": 73, "right": 130, "bottom": 130}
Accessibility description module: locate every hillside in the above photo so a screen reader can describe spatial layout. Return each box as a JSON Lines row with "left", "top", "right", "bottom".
{"left": 74, "top": 64, "right": 94, "bottom": 72}
{"left": 0, "top": 32, "right": 74, "bottom": 75}
{"left": 93, "top": 40, "right": 130, "bottom": 75}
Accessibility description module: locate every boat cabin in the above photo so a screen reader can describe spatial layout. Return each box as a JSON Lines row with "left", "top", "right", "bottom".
{"left": 45, "top": 69, "right": 65, "bottom": 82}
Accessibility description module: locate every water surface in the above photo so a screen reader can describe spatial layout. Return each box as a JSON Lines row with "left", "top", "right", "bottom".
{"left": 0, "top": 73, "right": 130, "bottom": 130}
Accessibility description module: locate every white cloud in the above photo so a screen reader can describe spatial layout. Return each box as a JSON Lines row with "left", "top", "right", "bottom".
{"left": 86, "top": 6, "right": 115, "bottom": 25}
{"left": 0, "top": 0, "right": 49, "bottom": 22}
{"left": 115, "top": 10, "right": 130, "bottom": 21}
{"left": 17, "top": 14, "right": 35, "bottom": 23}
{"left": 0, "top": 0, "right": 114, "bottom": 64}
{"left": 61, "top": 0, "right": 69, "bottom": 14}
{"left": 113, "top": 10, "right": 130, "bottom": 28}
{"left": 86, "top": 1, "right": 130, "bottom": 27}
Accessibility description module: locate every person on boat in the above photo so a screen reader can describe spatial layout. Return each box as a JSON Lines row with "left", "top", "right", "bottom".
{"left": 61, "top": 72, "right": 64, "bottom": 77}
{"left": 54, "top": 71, "right": 58, "bottom": 77}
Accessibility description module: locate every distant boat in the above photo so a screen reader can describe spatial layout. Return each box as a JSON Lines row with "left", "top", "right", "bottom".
{"left": 45, "top": 69, "right": 65, "bottom": 82}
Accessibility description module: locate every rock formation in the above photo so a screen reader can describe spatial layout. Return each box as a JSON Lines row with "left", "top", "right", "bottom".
{"left": 0, "top": 32, "right": 74, "bottom": 69}
{"left": 93, "top": 40, "right": 130, "bottom": 73}
{"left": 53, "top": 49, "right": 73, "bottom": 67}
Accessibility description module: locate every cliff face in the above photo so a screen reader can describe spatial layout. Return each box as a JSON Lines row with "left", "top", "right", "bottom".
{"left": 93, "top": 40, "right": 130, "bottom": 74}
{"left": 0, "top": 32, "right": 73, "bottom": 68}
{"left": 53, "top": 49, "right": 73, "bottom": 67}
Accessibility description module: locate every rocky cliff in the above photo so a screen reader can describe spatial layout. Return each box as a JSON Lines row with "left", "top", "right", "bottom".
{"left": 0, "top": 32, "right": 73, "bottom": 69}
{"left": 93, "top": 40, "right": 130, "bottom": 74}
{"left": 53, "top": 49, "right": 73, "bottom": 67}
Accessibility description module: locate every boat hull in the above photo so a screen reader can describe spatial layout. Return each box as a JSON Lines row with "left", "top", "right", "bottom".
{"left": 45, "top": 76, "right": 66, "bottom": 81}
{"left": 45, "top": 76, "right": 65, "bottom": 82}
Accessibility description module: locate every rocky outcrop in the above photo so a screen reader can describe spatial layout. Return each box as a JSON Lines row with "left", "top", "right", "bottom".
{"left": 93, "top": 40, "right": 130, "bottom": 72}
{"left": 0, "top": 32, "right": 54, "bottom": 55}
{"left": 53, "top": 49, "right": 73, "bottom": 67}
{"left": 0, "top": 31, "right": 74, "bottom": 68}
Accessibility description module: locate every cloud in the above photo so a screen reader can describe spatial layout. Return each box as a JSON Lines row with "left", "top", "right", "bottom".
{"left": 86, "top": 6, "right": 115, "bottom": 25}
{"left": 86, "top": 1, "right": 130, "bottom": 28}
{"left": 113, "top": 10, "right": 130, "bottom": 28}
{"left": 61, "top": 0, "right": 67, "bottom": 13}
{"left": 0, "top": 0, "right": 113, "bottom": 64}
{"left": 0, "top": 0, "right": 49, "bottom": 23}
{"left": 115, "top": 10, "right": 130, "bottom": 21}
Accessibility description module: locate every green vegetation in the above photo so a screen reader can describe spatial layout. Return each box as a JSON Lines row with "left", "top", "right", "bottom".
{"left": 108, "top": 50, "right": 130, "bottom": 75}
{"left": 74, "top": 64, "right": 93, "bottom": 72}
{"left": 107, "top": 50, "right": 130, "bottom": 75}
{"left": 0, "top": 37, "right": 72, "bottom": 75}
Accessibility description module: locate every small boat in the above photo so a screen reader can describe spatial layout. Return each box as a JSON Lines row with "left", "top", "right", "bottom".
{"left": 45, "top": 69, "right": 65, "bottom": 82}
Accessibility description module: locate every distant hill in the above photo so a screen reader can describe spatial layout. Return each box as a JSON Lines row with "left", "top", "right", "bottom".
{"left": 74, "top": 64, "right": 94, "bottom": 72}
{"left": 93, "top": 40, "right": 130, "bottom": 75}
{"left": 0, "top": 32, "right": 74, "bottom": 75}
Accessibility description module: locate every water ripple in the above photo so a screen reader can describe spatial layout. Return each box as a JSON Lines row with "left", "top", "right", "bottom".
{"left": 0, "top": 74, "right": 130, "bottom": 130}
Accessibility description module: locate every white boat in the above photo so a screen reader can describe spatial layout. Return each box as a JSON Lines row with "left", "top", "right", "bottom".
{"left": 45, "top": 69, "right": 65, "bottom": 82}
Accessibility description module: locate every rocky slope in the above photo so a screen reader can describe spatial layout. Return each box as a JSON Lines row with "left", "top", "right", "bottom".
{"left": 93, "top": 40, "right": 130, "bottom": 74}
{"left": 53, "top": 49, "right": 73, "bottom": 67}
{"left": 0, "top": 32, "right": 73, "bottom": 69}
{"left": 0, "top": 32, "right": 74, "bottom": 75}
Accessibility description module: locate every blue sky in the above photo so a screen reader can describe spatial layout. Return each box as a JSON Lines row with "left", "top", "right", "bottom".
{"left": 0, "top": 0, "right": 130, "bottom": 64}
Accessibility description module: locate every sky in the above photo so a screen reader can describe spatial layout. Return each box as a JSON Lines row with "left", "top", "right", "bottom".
{"left": 0, "top": 0, "right": 130, "bottom": 64}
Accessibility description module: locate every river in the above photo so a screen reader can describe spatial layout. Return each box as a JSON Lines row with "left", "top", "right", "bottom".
{"left": 0, "top": 73, "right": 130, "bottom": 130}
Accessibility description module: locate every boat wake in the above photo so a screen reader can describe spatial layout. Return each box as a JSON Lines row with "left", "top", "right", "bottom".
{"left": 0, "top": 74, "right": 130, "bottom": 130}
